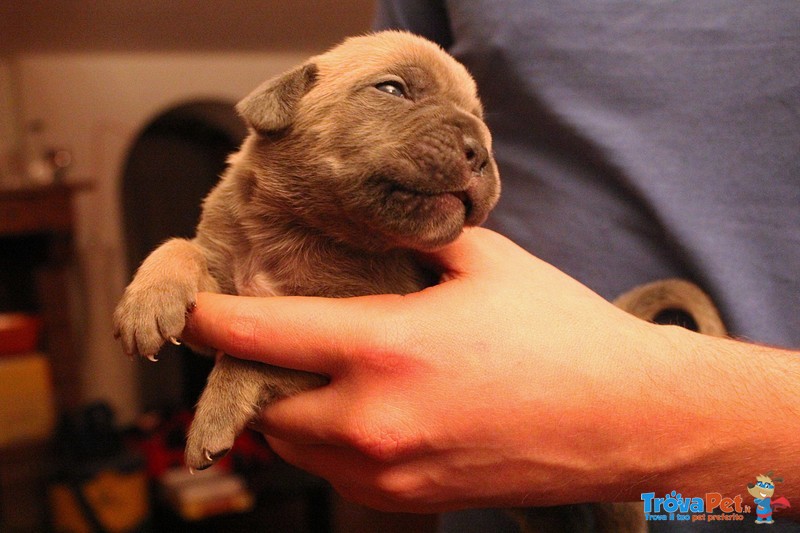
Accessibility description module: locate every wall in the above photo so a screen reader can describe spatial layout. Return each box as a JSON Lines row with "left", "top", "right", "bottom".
{"left": 0, "top": 59, "right": 21, "bottom": 184}
{"left": 13, "top": 51, "right": 310, "bottom": 422}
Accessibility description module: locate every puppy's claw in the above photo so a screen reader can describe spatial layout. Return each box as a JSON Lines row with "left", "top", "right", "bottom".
{"left": 146, "top": 354, "right": 159, "bottom": 362}
{"left": 204, "top": 447, "right": 231, "bottom": 466}
{"left": 170, "top": 336, "right": 182, "bottom": 346}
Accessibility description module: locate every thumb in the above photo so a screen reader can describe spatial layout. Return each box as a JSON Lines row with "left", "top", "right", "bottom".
{"left": 182, "top": 292, "right": 403, "bottom": 374}
{"left": 418, "top": 226, "right": 522, "bottom": 282}
{"left": 182, "top": 228, "right": 516, "bottom": 372}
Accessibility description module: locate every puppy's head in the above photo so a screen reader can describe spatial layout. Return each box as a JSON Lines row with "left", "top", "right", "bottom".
{"left": 236, "top": 31, "right": 500, "bottom": 252}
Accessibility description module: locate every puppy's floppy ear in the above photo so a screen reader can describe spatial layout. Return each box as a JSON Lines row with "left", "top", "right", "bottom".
{"left": 236, "top": 63, "right": 318, "bottom": 133}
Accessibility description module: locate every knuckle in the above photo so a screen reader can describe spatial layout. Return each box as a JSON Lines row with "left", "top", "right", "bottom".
{"left": 342, "top": 409, "right": 421, "bottom": 464}
{"left": 372, "top": 469, "right": 428, "bottom": 512}
{"left": 373, "top": 469, "right": 417, "bottom": 500}
{"left": 357, "top": 430, "right": 405, "bottom": 463}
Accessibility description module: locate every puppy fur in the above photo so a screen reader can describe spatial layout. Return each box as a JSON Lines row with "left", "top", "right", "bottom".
{"left": 113, "top": 31, "right": 500, "bottom": 470}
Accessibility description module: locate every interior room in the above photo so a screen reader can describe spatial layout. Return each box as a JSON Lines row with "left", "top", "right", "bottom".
{"left": 0, "top": 2, "right": 436, "bottom": 531}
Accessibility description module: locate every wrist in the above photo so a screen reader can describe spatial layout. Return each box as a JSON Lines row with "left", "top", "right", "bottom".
{"left": 614, "top": 325, "right": 733, "bottom": 497}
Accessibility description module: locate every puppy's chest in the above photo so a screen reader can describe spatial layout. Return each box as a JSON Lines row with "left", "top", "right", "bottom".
{"left": 229, "top": 241, "right": 317, "bottom": 297}
{"left": 234, "top": 268, "right": 282, "bottom": 298}
{"left": 229, "top": 245, "right": 428, "bottom": 298}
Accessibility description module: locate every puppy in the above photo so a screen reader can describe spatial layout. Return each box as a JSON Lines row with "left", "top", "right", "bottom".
{"left": 113, "top": 30, "right": 500, "bottom": 471}
{"left": 114, "top": 29, "right": 726, "bottom": 531}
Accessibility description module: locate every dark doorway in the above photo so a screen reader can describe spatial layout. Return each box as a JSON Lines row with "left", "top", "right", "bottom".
{"left": 120, "top": 100, "right": 246, "bottom": 410}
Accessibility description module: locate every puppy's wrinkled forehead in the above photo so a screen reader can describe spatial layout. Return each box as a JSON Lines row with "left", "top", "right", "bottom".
{"left": 309, "top": 31, "right": 483, "bottom": 116}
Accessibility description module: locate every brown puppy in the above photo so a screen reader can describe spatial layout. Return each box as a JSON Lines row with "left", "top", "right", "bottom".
{"left": 114, "top": 30, "right": 726, "bottom": 530}
{"left": 113, "top": 31, "right": 500, "bottom": 471}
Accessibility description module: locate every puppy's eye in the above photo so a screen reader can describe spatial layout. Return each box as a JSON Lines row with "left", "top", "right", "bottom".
{"left": 375, "top": 81, "right": 407, "bottom": 98}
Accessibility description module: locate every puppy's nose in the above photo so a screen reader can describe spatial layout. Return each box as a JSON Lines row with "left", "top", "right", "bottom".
{"left": 464, "top": 136, "right": 489, "bottom": 174}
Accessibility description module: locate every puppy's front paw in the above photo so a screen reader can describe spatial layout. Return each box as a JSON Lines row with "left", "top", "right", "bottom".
{"left": 113, "top": 280, "right": 197, "bottom": 359}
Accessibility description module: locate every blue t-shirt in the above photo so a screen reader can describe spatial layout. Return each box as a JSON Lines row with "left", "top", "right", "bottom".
{"left": 376, "top": 1, "right": 799, "bottom": 532}
{"left": 375, "top": 0, "right": 799, "bottom": 347}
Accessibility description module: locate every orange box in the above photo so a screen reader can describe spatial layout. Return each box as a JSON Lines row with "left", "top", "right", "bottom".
{"left": 0, "top": 352, "right": 55, "bottom": 446}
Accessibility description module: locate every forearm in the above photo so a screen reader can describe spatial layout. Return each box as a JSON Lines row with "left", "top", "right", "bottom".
{"left": 616, "top": 325, "right": 800, "bottom": 516}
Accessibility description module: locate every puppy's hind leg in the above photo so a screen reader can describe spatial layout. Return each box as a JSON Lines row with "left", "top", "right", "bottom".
{"left": 185, "top": 355, "right": 327, "bottom": 470}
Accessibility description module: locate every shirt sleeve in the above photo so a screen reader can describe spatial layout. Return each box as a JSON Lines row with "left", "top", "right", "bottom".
{"left": 372, "top": 0, "right": 453, "bottom": 49}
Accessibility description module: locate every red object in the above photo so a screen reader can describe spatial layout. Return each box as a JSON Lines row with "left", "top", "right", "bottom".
{"left": 773, "top": 496, "right": 791, "bottom": 510}
{"left": 0, "top": 313, "right": 42, "bottom": 355}
{"left": 128, "top": 409, "right": 275, "bottom": 480}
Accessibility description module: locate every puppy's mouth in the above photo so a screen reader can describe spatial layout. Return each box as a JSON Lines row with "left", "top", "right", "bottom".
{"left": 386, "top": 182, "right": 474, "bottom": 219}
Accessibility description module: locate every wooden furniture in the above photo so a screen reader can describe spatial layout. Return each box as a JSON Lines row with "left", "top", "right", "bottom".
{"left": 0, "top": 183, "right": 88, "bottom": 410}
{"left": 0, "top": 183, "right": 88, "bottom": 531}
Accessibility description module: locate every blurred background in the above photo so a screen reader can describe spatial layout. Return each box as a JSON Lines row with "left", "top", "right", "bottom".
{"left": 0, "top": 2, "right": 438, "bottom": 531}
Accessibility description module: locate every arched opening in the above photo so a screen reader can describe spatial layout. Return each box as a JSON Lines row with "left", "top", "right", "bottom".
{"left": 120, "top": 100, "right": 246, "bottom": 410}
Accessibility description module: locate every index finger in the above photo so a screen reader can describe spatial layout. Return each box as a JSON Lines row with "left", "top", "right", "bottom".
{"left": 183, "top": 292, "right": 405, "bottom": 374}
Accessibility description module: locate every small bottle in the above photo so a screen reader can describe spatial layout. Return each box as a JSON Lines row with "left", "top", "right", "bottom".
{"left": 48, "top": 148, "right": 73, "bottom": 183}
{"left": 26, "top": 119, "right": 54, "bottom": 186}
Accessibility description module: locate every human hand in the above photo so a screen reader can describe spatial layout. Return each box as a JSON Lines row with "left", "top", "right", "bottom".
{"left": 182, "top": 228, "right": 694, "bottom": 512}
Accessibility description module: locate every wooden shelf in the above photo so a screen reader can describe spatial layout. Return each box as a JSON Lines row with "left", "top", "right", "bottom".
{"left": 0, "top": 183, "right": 92, "bottom": 531}
{"left": 0, "top": 182, "right": 91, "bottom": 411}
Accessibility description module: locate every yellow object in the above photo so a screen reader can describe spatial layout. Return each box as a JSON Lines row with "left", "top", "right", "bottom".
{"left": 0, "top": 352, "right": 55, "bottom": 446}
{"left": 49, "top": 470, "right": 150, "bottom": 533}
{"left": 161, "top": 467, "right": 255, "bottom": 521}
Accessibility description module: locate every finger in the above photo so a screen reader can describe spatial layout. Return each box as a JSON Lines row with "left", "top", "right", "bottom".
{"left": 265, "top": 438, "right": 444, "bottom": 514}
{"left": 258, "top": 385, "right": 347, "bottom": 444}
{"left": 264, "top": 438, "right": 403, "bottom": 510}
{"left": 266, "top": 438, "right": 362, "bottom": 479}
{"left": 182, "top": 292, "right": 404, "bottom": 374}
{"left": 265, "top": 439, "right": 389, "bottom": 508}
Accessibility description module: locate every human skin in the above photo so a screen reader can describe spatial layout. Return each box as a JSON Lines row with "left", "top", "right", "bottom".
{"left": 183, "top": 227, "right": 800, "bottom": 517}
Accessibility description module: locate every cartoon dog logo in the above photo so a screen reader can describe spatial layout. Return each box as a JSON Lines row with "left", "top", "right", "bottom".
{"left": 747, "top": 472, "right": 791, "bottom": 524}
